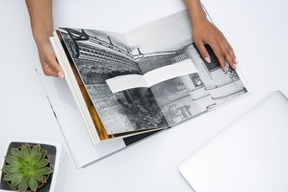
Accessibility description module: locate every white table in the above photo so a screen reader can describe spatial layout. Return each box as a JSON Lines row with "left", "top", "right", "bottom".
{"left": 0, "top": 0, "right": 287, "bottom": 191}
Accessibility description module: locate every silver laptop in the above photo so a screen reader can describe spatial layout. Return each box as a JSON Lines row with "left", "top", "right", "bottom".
{"left": 179, "top": 91, "right": 288, "bottom": 192}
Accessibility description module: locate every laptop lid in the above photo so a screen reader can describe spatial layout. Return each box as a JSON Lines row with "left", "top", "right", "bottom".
{"left": 179, "top": 91, "right": 288, "bottom": 192}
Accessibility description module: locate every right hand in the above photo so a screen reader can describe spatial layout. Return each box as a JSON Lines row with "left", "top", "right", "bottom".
{"left": 36, "top": 40, "right": 65, "bottom": 78}
{"left": 192, "top": 16, "right": 237, "bottom": 71}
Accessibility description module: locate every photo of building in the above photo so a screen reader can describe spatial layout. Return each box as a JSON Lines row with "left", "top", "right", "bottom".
{"left": 59, "top": 10, "right": 248, "bottom": 135}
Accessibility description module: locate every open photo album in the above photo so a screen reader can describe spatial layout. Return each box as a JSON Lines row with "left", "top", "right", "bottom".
{"left": 50, "top": 10, "right": 249, "bottom": 145}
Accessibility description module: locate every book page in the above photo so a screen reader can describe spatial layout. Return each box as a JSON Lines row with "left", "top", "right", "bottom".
{"left": 58, "top": 28, "right": 168, "bottom": 136}
{"left": 123, "top": 10, "right": 249, "bottom": 126}
{"left": 106, "top": 59, "right": 198, "bottom": 93}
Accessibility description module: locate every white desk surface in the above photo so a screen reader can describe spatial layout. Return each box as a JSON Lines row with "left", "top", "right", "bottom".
{"left": 0, "top": 0, "right": 287, "bottom": 191}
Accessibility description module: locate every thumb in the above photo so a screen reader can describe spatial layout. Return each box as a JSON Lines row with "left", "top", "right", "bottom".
{"left": 56, "top": 65, "right": 65, "bottom": 79}
{"left": 195, "top": 41, "right": 211, "bottom": 63}
{"left": 47, "top": 53, "right": 65, "bottom": 79}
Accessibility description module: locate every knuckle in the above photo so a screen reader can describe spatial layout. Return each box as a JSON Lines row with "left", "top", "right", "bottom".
{"left": 47, "top": 54, "right": 55, "bottom": 63}
{"left": 227, "top": 47, "right": 235, "bottom": 57}
{"left": 227, "top": 46, "right": 233, "bottom": 53}
{"left": 43, "top": 67, "right": 54, "bottom": 77}
{"left": 218, "top": 57, "right": 225, "bottom": 66}
{"left": 43, "top": 70, "right": 50, "bottom": 76}
{"left": 220, "top": 61, "right": 225, "bottom": 67}
{"left": 210, "top": 40, "right": 217, "bottom": 46}
{"left": 199, "top": 47, "right": 207, "bottom": 54}
{"left": 227, "top": 57, "right": 234, "bottom": 65}
{"left": 194, "top": 39, "right": 202, "bottom": 47}
{"left": 42, "top": 57, "right": 49, "bottom": 64}
{"left": 222, "top": 47, "right": 229, "bottom": 56}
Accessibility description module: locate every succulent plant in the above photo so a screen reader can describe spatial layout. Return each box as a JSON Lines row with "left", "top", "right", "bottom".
{"left": 1, "top": 144, "right": 53, "bottom": 192}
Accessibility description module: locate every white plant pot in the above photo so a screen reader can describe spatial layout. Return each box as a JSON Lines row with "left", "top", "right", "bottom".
{"left": 0, "top": 138, "right": 64, "bottom": 192}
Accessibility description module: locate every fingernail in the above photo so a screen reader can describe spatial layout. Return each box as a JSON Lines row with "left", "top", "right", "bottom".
{"left": 58, "top": 71, "right": 64, "bottom": 79}
{"left": 233, "top": 64, "right": 237, "bottom": 69}
{"left": 204, "top": 57, "right": 211, "bottom": 63}
{"left": 223, "top": 66, "right": 227, "bottom": 72}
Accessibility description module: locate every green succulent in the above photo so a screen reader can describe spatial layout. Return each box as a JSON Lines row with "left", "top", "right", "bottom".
{"left": 1, "top": 144, "right": 53, "bottom": 192}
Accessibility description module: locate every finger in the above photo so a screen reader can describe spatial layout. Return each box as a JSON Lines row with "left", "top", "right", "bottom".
{"left": 219, "top": 41, "right": 237, "bottom": 70}
{"left": 227, "top": 42, "right": 239, "bottom": 65}
{"left": 209, "top": 41, "right": 226, "bottom": 71}
{"left": 226, "top": 42, "right": 236, "bottom": 60}
{"left": 42, "top": 63, "right": 58, "bottom": 77}
{"left": 194, "top": 40, "right": 211, "bottom": 63}
{"left": 46, "top": 54, "right": 65, "bottom": 78}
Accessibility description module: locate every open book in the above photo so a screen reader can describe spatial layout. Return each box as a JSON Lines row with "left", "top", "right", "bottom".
{"left": 50, "top": 10, "right": 249, "bottom": 145}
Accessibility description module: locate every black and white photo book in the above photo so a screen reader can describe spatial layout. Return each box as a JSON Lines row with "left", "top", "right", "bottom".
{"left": 50, "top": 10, "right": 250, "bottom": 145}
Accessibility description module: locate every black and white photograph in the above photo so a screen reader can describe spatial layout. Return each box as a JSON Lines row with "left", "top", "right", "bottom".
{"left": 59, "top": 28, "right": 169, "bottom": 135}
{"left": 124, "top": 10, "right": 247, "bottom": 125}
{"left": 59, "top": 9, "right": 248, "bottom": 135}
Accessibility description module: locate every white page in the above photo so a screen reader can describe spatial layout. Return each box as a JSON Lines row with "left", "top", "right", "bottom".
{"left": 106, "top": 74, "right": 149, "bottom": 93}
{"left": 145, "top": 59, "right": 197, "bottom": 89}
{"left": 106, "top": 59, "right": 198, "bottom": 93}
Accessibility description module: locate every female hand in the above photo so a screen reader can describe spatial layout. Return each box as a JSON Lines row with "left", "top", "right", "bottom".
{"left": 192, "top": 16, "right": 238, "bottom": 71}
{"left": 26, "top": 0, "right": 64, "bottom": 78}
{"left": 36, "top": 40, "right": 64, "bottom": 78}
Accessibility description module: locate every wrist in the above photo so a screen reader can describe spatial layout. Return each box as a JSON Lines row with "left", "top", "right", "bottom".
{"left": 191, "top": 11, "right": 207, "bottom": 26}
{"left": 184, "top": 0, "right": 207, "bottom": 25}
{"left": 33, "top": 30, "right": 53, "bottom": 47}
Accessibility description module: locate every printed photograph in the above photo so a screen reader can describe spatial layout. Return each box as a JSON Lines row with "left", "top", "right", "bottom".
{"left": 59, "top": 28, "right": 168, "bottom": 135}
{"left": 150, "top": 43, "right": 247, "bottom": 126}
{"left": 59, "top": 9, "right": 248, "bottom": 134}
{"left": 124, "top": 10, "right": 247, "bottom": 125}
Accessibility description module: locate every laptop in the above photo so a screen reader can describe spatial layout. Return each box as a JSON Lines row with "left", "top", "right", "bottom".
{"left": 179, "top": 91, "right": 288, "bottom": 192}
